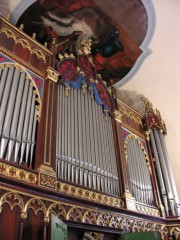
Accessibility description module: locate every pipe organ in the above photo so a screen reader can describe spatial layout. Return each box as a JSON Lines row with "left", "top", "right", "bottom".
{"left": 56, "top": 84, "right": 120, "bottom": 196}
{"left": 0, "top": 16, "right": 180, "bottom": 240}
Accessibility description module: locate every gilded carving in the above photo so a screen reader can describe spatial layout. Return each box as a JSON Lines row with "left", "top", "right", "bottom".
{"left": 0, "top": 162, "right": 37, "bottom": 184}
{"left": 118, "top": 104, "right": 143, "bottom": 126}
{"left": 169, "top": 227, "right": 180, "bottom": 240}
{"left": 83, "top": 210, "right": 97, "bottom": 224}
{"left": 0, "top": 47, "right": 44, "bottom": 77}
{"left": 46, "top": 203, "right": 66, "bottom": 221}
{"left": 46, "top": 67, "right": 60, "bottom": 83}
{"left": 57, "top": 181, "right": 124, "bottom": 208}
{"left": 136, "top": 203, "right": 160, "bottom": 217}
{"left": 0, "top": 185, "right": 169, "bottom": 238}
{"left": 39, "top": 172, "right": 56, "bottom": 189}
{"left": 0, "top": 26, "right": 46, "bottom": 62}
{"left": 0, "top": 192, "right": 24, "bottom": 212}
{"left": 24, "top": 198, "right": 46, "bottom": 216}
{"left": 112, "top": 110, "right": 122, "bottom": 123}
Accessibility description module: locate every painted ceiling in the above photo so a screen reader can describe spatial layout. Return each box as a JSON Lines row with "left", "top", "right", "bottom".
{"left": 1, "top": 0, "right": 153, "bottom": 86}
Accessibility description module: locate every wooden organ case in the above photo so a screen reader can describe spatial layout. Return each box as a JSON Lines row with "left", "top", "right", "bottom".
{"left": 0, "top": 16, "right": 180, "bottom": 240}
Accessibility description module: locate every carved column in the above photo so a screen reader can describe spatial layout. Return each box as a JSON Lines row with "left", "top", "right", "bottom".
{"left": 112, "top": 110, "right": 136, "bottom": 211}
{"left": 35, "top": 67, "right": 59, "bottom": 190}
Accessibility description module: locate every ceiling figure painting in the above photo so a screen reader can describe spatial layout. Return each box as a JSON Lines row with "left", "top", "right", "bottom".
{"left": 17, "top": 0, "right": 149, "bottom": 85}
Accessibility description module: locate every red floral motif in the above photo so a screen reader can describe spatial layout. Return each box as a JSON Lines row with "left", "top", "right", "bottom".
{"left": 96, "top": 81, "right": 112, "bottom": 109}
{"left": 59, "top": 59, "right": 78, "bottom": 82}
{"left": 78, "top": 56, "right": 95, "bottom": 80}
{"left": 33, "top": 77, "right": 42, "bottom": 90}
{"left": 146, "top": 114, "right": 159, "bottom": 126}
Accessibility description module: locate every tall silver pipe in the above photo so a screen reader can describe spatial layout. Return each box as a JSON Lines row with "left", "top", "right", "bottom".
{"left": 74, "top": 89, "right": 80, "bottom": 184}
{"left": 3, "top": 67, "right": 20, "bottom": 137}
{"left": 0, "top": 65, "right": 9, "bottom": 104}
{"left": 30, "top": 110, "right": 37, "bottom": 165}
{"left": 1, "top": 67, "right": 20, "bottom": 160}
{"left": 159, "top": 131, "right": 180, "bottom": 215}
{"left": 67, "top": 87, "right": 72, "bottom": 182}
{"left": 94, "top": 102, "right": 102, "bottom": 191}
{"left": 153, "top": 128, "right": 175, "bottom": 215}
{"left": 91, "top": 99, "right": 99, "bottom": 190}
{"left": 150, "top": 130, "right": 169, "bottom": 214}
{"left": 0, "top": 65, "right": 15, "bottom": 135}
{"left": 19, "top": 84, "right": 33, "bottom": 164}
{"left": 56, "top": 83, "right": 60, "bottom": 170}
{"left": 15, "top": 78, "right": 30, "bottom": 163}
{"left": 26, "top": 93, "right": 36, "bottom": 163}
{"left": 98, "top": 107, "right": 107, "bottom": 193}
{"left": 126, "top": 140, "right": 135, "bottom": 197}
{"left": 60, "top": 86, "right": 65, "bottom": 180}
{"left": 7, "top": 71, "right": 26, "bottom": 161}
{"left": 136, "top": 140, "right": 145, "bottom": 203}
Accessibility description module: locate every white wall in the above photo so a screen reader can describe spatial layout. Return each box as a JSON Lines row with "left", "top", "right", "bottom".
{"left": 121, "top": 0, "right": 180, "bottom": 197}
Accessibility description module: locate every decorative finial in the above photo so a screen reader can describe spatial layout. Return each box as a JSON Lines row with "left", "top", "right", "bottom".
{"left": 32, "top": 33, "right": 36, "bottom": 40}
{"left": 19, "top": 24, "right": 24, "bottom": 31}
{"left": 44, "top": 42, "right": 48, "bottom": 47}
{"left": 77, "top": 39, "right": 92, "bottom": 56}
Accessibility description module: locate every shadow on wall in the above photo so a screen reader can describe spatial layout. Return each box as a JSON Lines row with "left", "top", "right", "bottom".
{"left": 117, "top": 89, "right": 145, "bottom": 115}
{"left": 0, "top": 0, "right": 11, "bottom": 18}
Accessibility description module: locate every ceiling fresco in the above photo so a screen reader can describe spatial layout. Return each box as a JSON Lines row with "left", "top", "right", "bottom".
{"left": 16, "top": 0, "right": 149, "bottom": 85}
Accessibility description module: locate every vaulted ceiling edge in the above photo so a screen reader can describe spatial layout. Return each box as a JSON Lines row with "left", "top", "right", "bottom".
{"left": 9, "top": 0, "right": 155, "bottom": 87}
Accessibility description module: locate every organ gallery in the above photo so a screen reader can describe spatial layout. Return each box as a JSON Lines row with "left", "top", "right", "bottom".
{"left": 0, "top": 0, "right": 180, "bottom": 239}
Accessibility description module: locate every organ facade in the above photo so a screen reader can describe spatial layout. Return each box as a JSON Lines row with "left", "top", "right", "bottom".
{"left": 0, "top": 15, "right": 180, "bottom": 240}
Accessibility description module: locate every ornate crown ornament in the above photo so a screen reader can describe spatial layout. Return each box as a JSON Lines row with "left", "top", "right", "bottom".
{"left": 77, "top": 38, "right": 92, "bottom": 56}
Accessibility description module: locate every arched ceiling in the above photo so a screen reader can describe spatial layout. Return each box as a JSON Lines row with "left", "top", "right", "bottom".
{"left": 0, "top": 0, "right": 155, "bottom": 86}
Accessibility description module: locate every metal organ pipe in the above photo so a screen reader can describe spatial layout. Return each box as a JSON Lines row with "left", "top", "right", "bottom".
{"left": 158, "top": 131, "right": 180, "bottom": 215}
{"left": 0, "top": 65, "right": 9, "bottom": 104}
{"left": 56, "top": 84, "right": 120, "bottom": 196}
{"left": 0, "top": 65, "right": 15, "bottom": 139}
{"left": 153, "top": 128, "right": 176, "bottom": 215}
{"left": 126, "top": 137, "right": 154, "bottom": 206}
{"left": 150, "top": 130, "right": 169, "bottom": 214}
{"left": 0, "top": 64, "right": 39, "bottom": 168}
